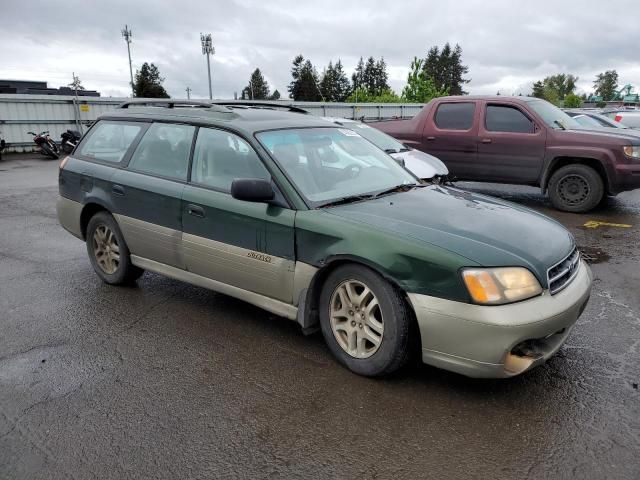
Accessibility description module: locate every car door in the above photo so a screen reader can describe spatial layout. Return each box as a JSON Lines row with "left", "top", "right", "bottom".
{"left": 476, "top": 102, "right": 546, "bottom": 183}
{"left": 421, "top": 101, "right": 479, "bottom": 179}
{"left": 181, "top": 126, "right": 296, "bottom": 303}
{"left": 111, "top": 121, "right": 196, "bottom": 269}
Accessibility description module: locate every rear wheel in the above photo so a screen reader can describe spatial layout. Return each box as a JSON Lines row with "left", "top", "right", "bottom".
{"left": 86, "top": 212, "right": 143, "bottom": 285}
{"left": 548, "top": 164, "right": 604, "bottom": 213}
{"left": 40, "top": 143, "right": 59, "bottom": 160}
{"left": 319, "top": 264, "right": 411, "bottom": 377}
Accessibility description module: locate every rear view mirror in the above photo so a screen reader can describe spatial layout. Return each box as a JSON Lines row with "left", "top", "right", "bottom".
{"left": 230, "top": 178, "right": 274, "bottom": 203}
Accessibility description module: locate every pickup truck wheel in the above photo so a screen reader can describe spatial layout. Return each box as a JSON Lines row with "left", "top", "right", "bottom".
{"left": 319, "top": 264, "right": 411, "bottom": 377}
{"left": 548, "top": 164, "right": 604, "bottom": 213}
{"left": 86, "top": 212, "right": 144, "bottom": 285}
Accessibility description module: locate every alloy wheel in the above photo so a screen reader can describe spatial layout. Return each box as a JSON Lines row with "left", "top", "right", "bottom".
{"left": 92, "top": 224, "right": 120, "bottom": 275}
{"left": 329, "top": 279, "right": 384, "bottom": 359}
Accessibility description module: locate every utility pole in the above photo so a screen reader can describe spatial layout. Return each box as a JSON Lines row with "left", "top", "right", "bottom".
{"left": 121, "top": 25, "right": 134, "bottom": 97}
{"left": 200, "top": 33, "right": 215, "bottom": 100}
{"left": 70, "top": 72, "right": 82, "bottom": 133}
{"left": 185, "top": 87, "right": 192, "bottom": 99}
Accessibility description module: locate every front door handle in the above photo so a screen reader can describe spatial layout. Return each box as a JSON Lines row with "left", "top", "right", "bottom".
{"left": 481, "top": 138, "right": 492, "bottom": 144}
{"left": 187, "top": 204, "right": 205, "bottom": 218}
{"left": 111, "top": 184, "right": 125, "bottom": 196}
{"left": 426, "top": 136, "right": 436, "bottom": 141}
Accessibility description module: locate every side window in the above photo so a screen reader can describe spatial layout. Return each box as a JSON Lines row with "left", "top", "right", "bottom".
{"left": 434, "top": 103, "right": 475, "bottom": 130}
{"left": 191, "top": 128, "right": 270, "bottom": 192}
{"left": 78, "top": 121, "right": 143, "bottom": 163}
{"left": 485, "top": 105, "right": 534, "bottom": 133}
{"left": 128, "top": 123, "right": 195, "bottom": 181}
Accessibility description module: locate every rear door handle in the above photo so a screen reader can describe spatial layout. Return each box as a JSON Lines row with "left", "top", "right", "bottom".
{"left": 111, "top": 184, "right": 125, "bottom": 196}
{"left": 187, "top": 204, "right": 205, "bottom": 218}
{"left": 426, "top": 136, "right": 436, "bottom": 141}
{"left": 481, "top": 138, "right": 492, "bottom": 144}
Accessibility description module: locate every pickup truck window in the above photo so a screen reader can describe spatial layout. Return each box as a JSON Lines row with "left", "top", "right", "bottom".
{"left": 434, "top": 103, "right": 475, "bottom": 130}
{"left": 485, "top": 105, "right": 534, "bottom": 133}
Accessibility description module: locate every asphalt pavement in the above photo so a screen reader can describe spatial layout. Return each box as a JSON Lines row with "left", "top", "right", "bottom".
{"left": 1, "top": 154, "right": 639, "bottom": 479}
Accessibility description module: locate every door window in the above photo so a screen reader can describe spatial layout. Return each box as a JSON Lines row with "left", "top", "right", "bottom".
{"left": 191, "top": 128, "right": 270, "bottom": 192}
{"left": 78, "top": 121, "right": 144, "bottom": 163}
{"left": 434, "top": 103, "right": 475, "bottom": 130}
{"left": 128, "top": 123, "right": 195, "bottom": 181}
{"left": 485, "top": 105, "right": 534, "bottom": 133}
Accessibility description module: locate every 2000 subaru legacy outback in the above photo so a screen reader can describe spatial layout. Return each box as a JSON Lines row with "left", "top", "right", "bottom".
{"left": 57, "top": 100, "right": 593, "bottom": 378}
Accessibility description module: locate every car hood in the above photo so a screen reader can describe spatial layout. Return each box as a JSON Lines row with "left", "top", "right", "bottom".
{"left": 390, "top": 149, "right": 449, "bottom": 179}
{"left": 325, "top": 186, "right": 574, "bottom": 286}
{"left": 567, "top": 127, "right": 640, "bottom": 144}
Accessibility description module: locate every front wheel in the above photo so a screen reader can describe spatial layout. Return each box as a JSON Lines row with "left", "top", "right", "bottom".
{"left": 548, "top": 164, "right": 604, "bottom": 213}
{"left": 86, "top": 212, "right": 144, "bottom": 285}
{"left": 319, "top": 264, "right": 412, "bottom": 377}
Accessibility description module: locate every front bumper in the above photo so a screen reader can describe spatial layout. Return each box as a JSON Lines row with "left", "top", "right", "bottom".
{"left": 613, "top": 163, "right": 640, "bottom": 193}
{"left": 408, "top": 260, "right": 593, "bottom": 378}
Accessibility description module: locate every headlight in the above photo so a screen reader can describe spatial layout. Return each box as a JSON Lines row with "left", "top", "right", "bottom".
{"left": 623, "top": 146, "right": 640, "bottom": 159}
{"left": 462, "top": 267, "right": 542, "bottom": 305}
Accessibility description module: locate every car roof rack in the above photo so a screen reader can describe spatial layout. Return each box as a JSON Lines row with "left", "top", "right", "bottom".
{"left": 117, "top": 99, "right": 231, "bottom": 111}
{"left": 212, "top": 101, "right": 309, "bottom": 114}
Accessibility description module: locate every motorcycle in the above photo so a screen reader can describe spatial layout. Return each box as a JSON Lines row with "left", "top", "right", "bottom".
{"left": 28, "top": 131, "right": 59, "bottom": 159}
{"left": 60, "top": 129, "right": 82, "bottom": 154}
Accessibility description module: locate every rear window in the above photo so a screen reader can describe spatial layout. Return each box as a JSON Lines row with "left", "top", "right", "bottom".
{"left": 485, "top": 105, "right": 534, "bottom": 133}
{"left": 434, "top": 103, "right": 475, "bottom": 130}
{"left": 78, "top": 121, "right": 144, "bottom": 163}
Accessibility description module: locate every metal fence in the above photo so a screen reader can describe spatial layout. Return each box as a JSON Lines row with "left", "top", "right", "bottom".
{"left": 0, "top": 95, "right": 424, "bottom": 152}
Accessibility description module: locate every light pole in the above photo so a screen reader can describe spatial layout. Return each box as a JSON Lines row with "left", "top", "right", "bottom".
{"left": 200, "top": 33, "right": 214, "bottom": 100}
{"left": 185, "top": 86, "right": 192, "bottom": 99}
{"left": 121, "top": 25, "right": 134, "bottom": 97}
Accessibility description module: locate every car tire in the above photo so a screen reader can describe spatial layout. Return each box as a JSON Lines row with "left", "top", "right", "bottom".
{"left": 319, "top": 264, "right": 411, "bottom": 377}
{"left": 548, "top": 164, "right": 604, "bottom": 213}
{"left": 86, "top": 212, "right": 144, "bottom": 285}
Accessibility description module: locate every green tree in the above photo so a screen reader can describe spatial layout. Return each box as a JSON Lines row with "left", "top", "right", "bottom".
{"left": 401, "top": 57, "right": 449, "bottom": 103}
{"left": 422, "top": 43, "right": 469, "bottom": 95}
{"left": 351, "top": 57, "right": 365, "bottom": 92}
{"left": 288, "top": 55, "right": 321, "bottom": 101}
{"left": 593, "top": 70, "right": 619, "bottom": 101}
{"left": 531, "top": 80, "right": 545, "bottom": 98}
{"left": 363, "top": 56, "right": 377, "bottom": 95}
{"left": 269, "top": 89, "right": 281, "bottom": 100}
{"left": 373, "top": 58, "right": 390, "bottom": 96}
{"left": 133, "top": 62, "right": 169, "bottom": 98}
{"left": 333, "top": 60, "right": 351, "bottom": 101}
{"left": 346, "top": 87, "right": 401, "bottom": 103}
{"left": 563, "top": 93, "right": 582, "bottom": 108}
{"left": 320, "top": 61, "right": 338, "bottom": 102}
{"left": 241, "top": 68, "right": 270, "bottom": 100}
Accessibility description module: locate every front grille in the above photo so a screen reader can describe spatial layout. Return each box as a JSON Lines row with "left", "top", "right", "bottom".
{"left": 547, "top": 247, "right": 580, "bottom": 295}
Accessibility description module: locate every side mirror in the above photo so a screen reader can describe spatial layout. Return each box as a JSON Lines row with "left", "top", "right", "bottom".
{"left": 230, "top": 178, "right": 274, "bottom": 203}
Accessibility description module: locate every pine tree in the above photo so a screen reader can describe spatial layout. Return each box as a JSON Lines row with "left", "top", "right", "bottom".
{"left": 351, "top": 57, "right": 365, "bottom": 93}
{"left": 421, "top": 44, "right": 469, "bottom": 96}
{"left": 133, "top": 62, "right": 169, "bottom": 98}
{"left": 270, "top": 89, "right": 281, "bottom": 100}
{"left": 242, "top": 68, "right": 270, "bottom": 100}
{"left": 334, "top": 60, "right": 351, "bottom": 101}
{"left": 363, "top": 57, "right": 377, "bottom": 95}
{"left": 449, "top": 44, "right": 470, "bottom": 95}
{"left": 373, "top": 58, "right": 390, "bottom": 96}
{"left": 402, "top": 57, "right": 448, "bottom": 103}
{"left": 320, "top": 61, "right": 337, "bottom": 101}
{"left": 288, "top": 55, "right": 321, "bottom": 101}
{"left": 531, "top": 81, "right": 545, "bottom": 98}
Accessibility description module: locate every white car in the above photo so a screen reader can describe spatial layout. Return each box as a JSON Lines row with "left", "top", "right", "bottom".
{"left": 322, "top": 117, "right": 449, "bottom": 182}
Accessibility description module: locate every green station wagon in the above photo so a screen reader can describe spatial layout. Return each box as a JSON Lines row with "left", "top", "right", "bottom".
{"left": 57, "top": 100, "right": 593, "bottom": 378}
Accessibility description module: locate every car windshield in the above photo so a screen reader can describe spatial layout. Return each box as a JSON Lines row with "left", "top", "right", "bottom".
{"left": 527, "top": 100, "right": 581, "bottom": 130}
{"left": 256, "top": 127, "right": 417, "bottom": 206}
{"left": 344, "top": 122, "right": 406, "bottom": 152}
{"left": 573, "top": 115, "right": 603, "bottom": 128}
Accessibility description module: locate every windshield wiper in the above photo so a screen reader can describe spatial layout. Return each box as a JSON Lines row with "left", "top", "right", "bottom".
{"left": 554, "top": 120, "right": 566, "bottom": 130}
{"left": 384, "top": 148, "right": 399, "bottom": 154}
{"left": 317, "top": 194, "right": 374, "bottom": 208}
{"left": 374, "top": 183, "right": 421, "bottom": 198}
{"left": 398, "top": 147, "right": 411, "bottom": 152}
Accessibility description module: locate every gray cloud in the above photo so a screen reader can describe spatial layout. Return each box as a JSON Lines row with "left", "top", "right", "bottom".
{"left": 1, "top": 0, "right": 639, "bottom": 99}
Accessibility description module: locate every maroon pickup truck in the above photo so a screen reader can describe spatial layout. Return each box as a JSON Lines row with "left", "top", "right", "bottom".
{"left": 373, "top": 96, "right": 640, "bottom": 212}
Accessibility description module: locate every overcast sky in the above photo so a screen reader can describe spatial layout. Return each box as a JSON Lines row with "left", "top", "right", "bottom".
{"left": 1, "top": 0, "right": 639, "bottom": 99}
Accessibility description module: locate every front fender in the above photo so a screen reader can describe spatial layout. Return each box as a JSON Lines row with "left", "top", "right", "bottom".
{"left": 540, "top": 147, "right": 615, "bottom": 192}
